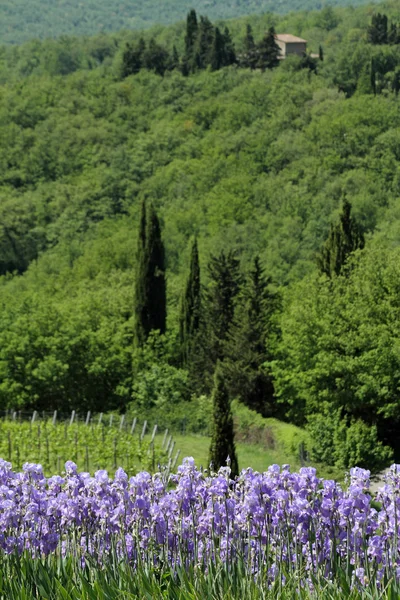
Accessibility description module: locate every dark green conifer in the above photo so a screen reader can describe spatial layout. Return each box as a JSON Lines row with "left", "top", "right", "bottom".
{"left": 241, "top": 24, "right": 257, "bottom": 69}
{"left": 121, "top": 38, "right": 146, "bottom": 78}
{"left": 318, "top": 199, "right": 365, "bottom": 278}
{"left": 367, "top": 13, "right": 388, "bottom": 44}
{"left": 142, "top": 38, "right": 169, "bottom": 76}
{"left": 224, "top": 257, "right": 277, "bottom": 417}
{"left": 183, "top": 9, "right": 198, "bottom": 74}
{"left": 168, "top": 45, "right": 180, "bottom": 71}
{"left": 209, "top": 362, "right": 239, "bottom": 478}
{"left": 210, "top": 27, "right": 225, "bottom": 71}
{"left": 185, "top": 9, "right": 198, "bottom": 57}
{"left": 207, "top": 250, "right": 242, "bottom": 363}
{"left": 319, "top": 45, "right": 324, "bottom": 61}
{"left": 194, "top": 16, "right": 214, "bottom": 70}
{"left": 134, "top": 202, "right": 166, "bottom": 346}
{"left": 223, "top": 27, "right": 236, "bottom": 66}
{"left": 256, "top": 27, "right": 281, "bottom": 71}
{"left": 189, "top": 250, "right": 242, "bottom": 394}
{"left": 179, "top": 238, "right": 201, "bottom": 366}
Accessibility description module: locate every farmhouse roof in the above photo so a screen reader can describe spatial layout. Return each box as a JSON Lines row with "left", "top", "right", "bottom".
{"left": 275, "top": 34, "right": 307, "bottom": 43}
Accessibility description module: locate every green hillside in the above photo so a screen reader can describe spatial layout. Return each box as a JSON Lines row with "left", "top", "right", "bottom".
{"left": 0, "top": 0, "right": 378, "bottom": 45}
{"left": 0, "top": 3, "right": 400, "bottom": 473}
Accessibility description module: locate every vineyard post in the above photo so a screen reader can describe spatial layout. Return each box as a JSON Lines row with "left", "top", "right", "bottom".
{"left": 12, "top": 412, "right": 16, "bottom": 421}
{"left": 85, "top": 411, "right": 91, "bottom": 426}
{"left": 85, "top": 445, "right": 89, "bottom": 471}
{"left": 70, "top": 411, "right": 75, "bottom": 426}
{"left": 168, "top": 441, "right": 175, "bottom": 460}
{"left": 172, "top": 450, "right": 181, "bottom": 470}
{"left": 162, "top": 428, "right": 168, "bottom": 450}
{"left": 130, "top": 418, "right": 137, "bottom": 435}
{"left": 52, "top": 411, "right": 57, "bottom": 426}
{"left": 119, "top": 415, "right": 125, "bottom": 431}
{"left": 140, "top": 421, "right": 147, "bottom": 442}
{"left": 165, "top": 435, "right": 172, "bottom": 454}
{"left": 7, "top": 430, "right": 11, "bottom": 461}
{"left": 98, "top": 413, "right": 103, "bottom": 427}
{"left": 113, "top": 437, "right": 117, "bottom": 469}
{"left": 109, "top": 414, "right": 113, "bottom": 428}
{"left": 46, "top": 433, "right": 50, "bottom": 468}
{"left": 38, "top": 424, "right": 41, "bottom": 459}
{"left": 31, "top": 411, "right": 37, "bottom": 424}
{"left": 151, "top": 424, "right": 158, "bottom": 443}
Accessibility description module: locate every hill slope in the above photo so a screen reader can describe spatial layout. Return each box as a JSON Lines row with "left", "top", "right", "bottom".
{"left": 0, "top": 0, "right": 378, "bottom": 44}
{"left": 0, "top": 4, "right": 400, "bottom": 471}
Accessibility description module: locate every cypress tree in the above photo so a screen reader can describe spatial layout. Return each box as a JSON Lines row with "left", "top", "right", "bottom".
{"left": 134, "top": 202, "right": 166, "bottom": 346}
{"left": 189, "top": 250, "right": 242, "bottom": 395}
{"left": 194, "top": 16, "right": 214, "bottom": 70}
{"left": 367, "top": 13, "right": 388, "bottom": 44}
{"left": 209, "top": 362, "right": 239, "bottom": 478}
{"left": 224, "top": 257, "right": 277, "bottom": 417}
{"left": 223, "top": 27, "right": 236, "bottom": 66}
{"left": 318, "top": 199, "right": 365, "bottom": 278}
{"left": 257, "top": 27, "right": 281, "bottom": 71}
{"left": 210, "top": 27, "right": 225, "bottom": 71}
{"left": 134, "top": 201, "right": 147, "bottom": 345}
{"left": 207, "top": 250, "right": 242, "bottom": 364}
{"left": 183, "top": 9, "right": 198, "bottom": 74}
{"left": 241, "top": 24, "right": 257, "bottom": 69}
{"left": 142, "top": 38, "right": 170, "bottom": 76}
{"left": 121, "top": 38, "right": 146, "bottom": 78}
{"left": 179, "top": 238, "right": 201, "bottom": 366}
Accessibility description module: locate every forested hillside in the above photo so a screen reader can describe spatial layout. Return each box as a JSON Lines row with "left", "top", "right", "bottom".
{"left": 1, "top": 2, "right": 400, "bottom": 472}
{"left": 0, "top": 0, "right": 377, "bottom": 45}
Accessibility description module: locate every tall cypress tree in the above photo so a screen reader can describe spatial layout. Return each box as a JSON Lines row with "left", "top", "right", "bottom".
{"left": 210, "top": 27, "right": 225, "bottom": 71}
{"left": 121, "top": 38, "right": 146, "bottom": 78}
{"left": 194, "top": 16, "right": 214, "bottom": 70}
{"left": 223, "top": 27, "right": 236, "bottom": 66}
{"left": 183, "top": 9, "right": 198, "bottom": 74}
{"left": 134, "top": 202, "right": 166, "bottom": 346}
{"left": 224, "top": 257, "right": 277, "bottom": 417}
{"left": 189, "top": 250, "right": 242, "bottom": 394}
{"left": 206, "top": 250, "right": 242, "bottom": 364}
{"left": 209, "top": 362, "right": 239, "bottom": 478}
{"left": 256, "top": 27, "right": 281, "bottom": 71}
{"left": 318, "top": 199, "right": 365, "bottom": 278}
{"left": 241, "top": 24, "right": 257, "bottom": 69}
{"left": 179, "top": 238, "right": 201, "bottom": 366}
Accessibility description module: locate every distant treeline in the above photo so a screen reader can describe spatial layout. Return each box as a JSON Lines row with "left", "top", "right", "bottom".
{"left": 120, "top": 11, "right": 291, "bottom": 77}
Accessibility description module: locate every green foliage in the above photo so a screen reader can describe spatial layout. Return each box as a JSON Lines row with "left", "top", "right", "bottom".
{"left": 224, "top": 257, "right": 277, "bottom": 416}
{"left": 179, "top": 238, "right": 201, "bottom": 366}
{"left": 0, "top": 0, "right": 375, "bottom": 45}
{"left": 256, "top": 27, "right": 281, "bottom": 71}
{"left": 209, "top": 363, "right": 239, "bottom": 477}
{"left": 318, "top": 199, "right": 365, "bottom": 278}
{"left": 132, "top": 332, "right": 189, "bottom": 411}
{"left": 0, "top": 418, "right": 162, "bottom": 475}
{"left": 0, "top": 4, "right": 400, "bottom": 469}
{"left": 134, "top": 202, "right": 166, "bottom": 346}
{"left": 307, "top": 406, "right": 393, "bottom": 472}
{"left": 273, "top": 245, "right": 400, "bottom": 462}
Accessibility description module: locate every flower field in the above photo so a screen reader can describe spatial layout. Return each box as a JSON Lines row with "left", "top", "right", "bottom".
{"left": 0, "top": 458, "right": 400, "bottom": 598}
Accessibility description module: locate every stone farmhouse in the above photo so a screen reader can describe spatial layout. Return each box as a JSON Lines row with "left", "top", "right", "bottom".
{"left": 275, "top": 34, "right": 308, "bottom": 58}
